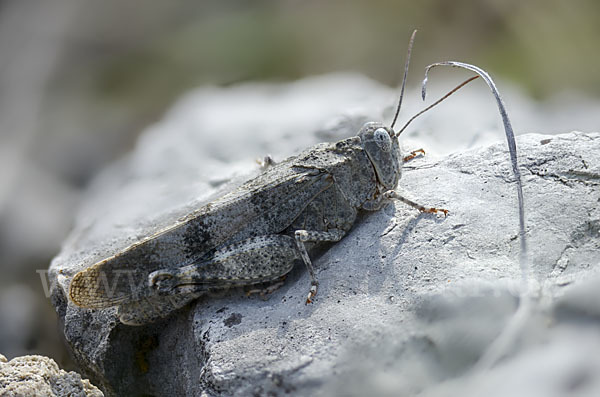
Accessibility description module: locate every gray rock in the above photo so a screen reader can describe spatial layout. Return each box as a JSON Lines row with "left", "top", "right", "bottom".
{"left": 0, "top": 286, "right": 37, "bottom": 359}
{"left": 49, "top": 75, "right": 600, "bottom": 396}
{"left": 0, "top": 354, "right": 103, "bottom": 397}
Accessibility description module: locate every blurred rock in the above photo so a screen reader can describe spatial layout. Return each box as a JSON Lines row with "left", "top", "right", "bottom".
{"left": 0, "top": 0, "right": 81, "bottom": 365}
{"left": 0, "top": 286, "right": 37, "bottom": 358}
{"left": 328, "top": 286, "right": 600, "bottom": 397}
{"left": 0, "top": 159, "right": 78, "bottom": 363}
{"left": 48, "top": 76, "right": 600, "bottom": 396}
{"left": 0, "top": 164, "right": 78, "bottom": 277}
{"left": 0, "top": 354, "right": 103, "bottom": 397}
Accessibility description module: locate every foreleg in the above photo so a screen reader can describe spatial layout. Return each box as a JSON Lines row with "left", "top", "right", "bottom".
{"left": 384, "top": 190, "right": 448, "bottom": 216}
{"left": 403, "top": 148, "right": 425, "bottom": 162}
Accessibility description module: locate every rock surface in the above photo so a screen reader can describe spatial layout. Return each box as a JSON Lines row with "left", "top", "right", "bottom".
{"left": 49, "top": 75, "right": 600, "bottom": 396}
{"left": 0, "top": 353, "right": 103, "bottom": 397}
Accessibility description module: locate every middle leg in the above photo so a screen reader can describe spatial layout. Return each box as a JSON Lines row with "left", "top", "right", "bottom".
{"left": 294, "top": 228, "right": 346, "bottom": 304}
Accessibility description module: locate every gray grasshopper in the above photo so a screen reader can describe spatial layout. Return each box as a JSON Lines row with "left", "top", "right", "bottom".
{"left": 69, "top": 31, "right": 524, "bottom": 326}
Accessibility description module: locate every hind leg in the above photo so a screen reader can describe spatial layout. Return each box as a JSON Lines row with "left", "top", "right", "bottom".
{"left": 117, "top": 292, "right": 202, "bottom": 326}
{"left": 149, "top": 235, "right": 299, "bottom": 295}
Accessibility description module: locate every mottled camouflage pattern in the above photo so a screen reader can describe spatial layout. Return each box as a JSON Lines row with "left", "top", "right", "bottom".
{"left": 69, "top": 121, "right": 404, "bottom": 325}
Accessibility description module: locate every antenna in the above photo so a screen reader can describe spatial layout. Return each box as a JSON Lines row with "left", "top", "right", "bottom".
{"left": 389, "top": 29, "right": 417, "bottom": 131}
{"left": 395, "top": 75, "right": 479, "bottom": 136}
{"left": 422, "top": 62, "right": 525, "bottom": 270}
{"left": 422, "top": 61, "right": 528, "bottom": 372}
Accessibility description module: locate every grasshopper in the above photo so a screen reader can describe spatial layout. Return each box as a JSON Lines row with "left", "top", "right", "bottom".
{"left": 69, "top": 31, "right": 524, "bottom": 326}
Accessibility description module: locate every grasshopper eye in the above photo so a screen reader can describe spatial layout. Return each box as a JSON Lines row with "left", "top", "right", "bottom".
{"left": 373, "top": 128, "right": 392, "bottom": 152}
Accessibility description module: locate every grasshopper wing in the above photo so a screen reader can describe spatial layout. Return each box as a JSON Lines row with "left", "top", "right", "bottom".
{"left": 69, "top": 164, "right": 334, "bottom": 309}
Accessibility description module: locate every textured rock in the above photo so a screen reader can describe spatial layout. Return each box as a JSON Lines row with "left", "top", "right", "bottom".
{"left": 49, "top": 75, "right": 600, "bottom": 396}
{"left": 0, "top": 354, "right": 103, "bottom": 397}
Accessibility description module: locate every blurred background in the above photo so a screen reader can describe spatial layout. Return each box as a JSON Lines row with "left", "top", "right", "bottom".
{"left": 0, "top": 0, "right": 598, "bottom": 369}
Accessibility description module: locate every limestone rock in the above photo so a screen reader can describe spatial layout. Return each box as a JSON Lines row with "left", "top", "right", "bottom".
{"left": 48, "top": 75, "right": 600, "bottom": 396}
{"left": 0, "top": 354, "right": 103, "bottom": 397}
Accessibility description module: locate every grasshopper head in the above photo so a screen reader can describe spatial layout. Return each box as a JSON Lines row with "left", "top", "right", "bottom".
{"left": 358, "top": 122, "right": 402, "bottom": 190}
